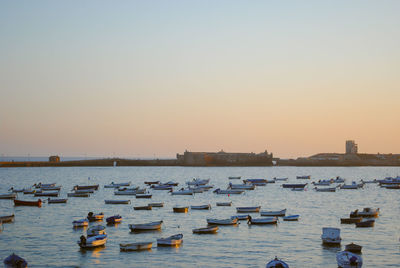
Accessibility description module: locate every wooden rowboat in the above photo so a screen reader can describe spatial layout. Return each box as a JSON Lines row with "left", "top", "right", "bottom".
{"left": 0, "top": 193, "right": 17, "bottom": 199}
{"left": 157, "top": 233, "right": 183, "bottom": 247}
{"left": 191, "top": 204, "right": 211, "bottom": 210}
{"left": 134, "top": 205, "right": 152, "bottom": 210}
{"left": 129, "top": 221, "right": 163, "bottom": 232}
{"left": 148, "top": 202, "right": 164, "bottom": 207}
{"left": 0, "top": 214, "right": 15, "bottom": 223}
{"left": 87, "top": 212, "right": 104, "bottom": 222}
{"left": 104, "top": 200, "right": 131, "bottom": 204}
{"left": 355, "top": 219, "right": 375, "bottom": 228}
{"left": 78, "top": 234, "right": 107, "bottom": 248}
{"left": 341, "top": 217, "right": 362, "bottom": 224}
{"left": 47, "top": 198, "right": 68, "bottom": 204}
{"left": 14, "top": 199, "right": 42, "bottom": 207}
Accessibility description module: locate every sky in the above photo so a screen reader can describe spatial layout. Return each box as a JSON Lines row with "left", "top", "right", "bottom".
{"left": 0, "top": 1, "right": 399, "bottom": 159}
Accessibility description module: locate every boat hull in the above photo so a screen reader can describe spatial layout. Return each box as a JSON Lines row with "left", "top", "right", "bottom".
{"left": 120, "top": 242, "right": 153, "bottom": 251}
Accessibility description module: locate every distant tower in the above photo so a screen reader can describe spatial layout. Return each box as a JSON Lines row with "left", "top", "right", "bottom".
{"left": 345, "top": 140, "right": 358, "bottom": 154}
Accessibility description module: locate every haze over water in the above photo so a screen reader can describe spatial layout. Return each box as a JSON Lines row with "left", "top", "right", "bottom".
{"left": 1, "top": 166, "right": 399, "bottom": 267}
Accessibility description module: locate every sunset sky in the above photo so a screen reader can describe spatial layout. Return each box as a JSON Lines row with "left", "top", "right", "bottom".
{"left": 1, "top": 1, "right": 399, "bottom": 159}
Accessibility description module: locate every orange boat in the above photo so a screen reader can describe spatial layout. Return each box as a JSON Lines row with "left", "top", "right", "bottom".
{"left": 14, "top": 199, "right": 42, "bottom": 207}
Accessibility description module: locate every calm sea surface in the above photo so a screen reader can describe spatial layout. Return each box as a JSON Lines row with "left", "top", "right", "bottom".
{"left": 0, "top": 166, "right": 399, "bottom": 267}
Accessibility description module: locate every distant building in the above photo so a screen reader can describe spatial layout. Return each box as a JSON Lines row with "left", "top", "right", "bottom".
{"left": 345, "top": 140, "right": 358, "bottom": 154}
{"left": 176, "top": 150, "right": 273, "bottom": 166}
{"left": 49, "top": 155, "right": 60, "bottom": 162}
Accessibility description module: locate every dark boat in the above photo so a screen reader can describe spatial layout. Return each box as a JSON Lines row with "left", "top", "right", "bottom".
{"left": 134, "top": 205, "right": 152, "bottom": 210}
{"left": 0, "top": 214, "right": 15, "bottom": 223}
{"left": 14, "top": 199, "right": 42, "bottom": 207}
{"left": 47, "top": 198, "right": 68, "bottom": 204}
{"left": 135, "top": 194, "right": 152, "bottom": 199}
{"left": 106, "top": 215, "right": 122, "bottom": 224}
{"left": 4, "top": 253, "right": 27, "bottom": 268}
{"left": 34, "top": 191, "right": 59, "bottom": 197}
{"left": 340, "top": 217, "right": 362, "bottom": 224}
{"left": 345, "top": 243, "right": 362, "bottom": 253}
{"left": 144, "top": 181, "right": 160, "bottom": 185}
{"left": 87, "top": 212, "right": 104, "bottom": 222}
{"left": 73, "top": 184, "right": 99, "bottom": 190}
{"left": 356, "top": 219, "right": 375, "bottom": 228}
{"left": 173, "top": 206, "right": 188, "bottom": 213}
{"left": 282, "top": 183, "right": 307, "bottom": 189}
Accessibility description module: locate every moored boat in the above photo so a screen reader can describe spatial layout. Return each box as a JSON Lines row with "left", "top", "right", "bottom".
{"left": 148, "top": 202, "right": 164, "bottom": 207}
{"left": 134, "top": 205, "right": 152, "bottom": 210}
{"left": 213, "top": 188, "right": 244, "bottom": 194}
{"left": 34, "top": 191, "right": 59, "bottom": 197}
{"left": 274, "top": 177, "right": 288, "bottom": 181}
{"left": 151, "top": 185, "right": 173, "bottom": 190}
{"left": 73, "top": 219, "right": 89, "bottom": 227}
{"left": 173, "top": 206, "right": 188, "bottom": 213}
{"left": 114, "top": 190, "right": 137, "bottom": 196}
{"left": 282, "top": 183, "right": 307, "bottom": 189}
{"left": 351, "top": 208, "right": 379, "bottom": 218}
{"left": 321, "top": 227, "right": 341, "bottom": 245}
{"left": 47, "top": 198, "right": 68, "bottom": 204}
{"left": 120, "top": 242, "right": 153, "bottom": 251}
{"left": 207, "top": 217, "right": 238, "bottom": 225}
{"left": 14, "top": 199, "right": 42, "bottom": 207}
{"left": 144, "top": 181, "right": 160, "bottom": 185}
{"left": 232, "top": 214, "right": 250, "bottom": 221}
{"left": 135, "top": 194, "right": 152, "bottom": 199}
{"left": 41, "top": 186, "right": 61, "bottom": 191}
{"left": 315, "top": 187, "right": 336, "bottom": 192}
{"left": 157, "top": 233, "right": 183, "bottom": 247}
{"left": 247, "top": 216, "right": 278, "bottom": 225}
{"left": 78, "top": 234, "right": 107, "bottom": 248}
{"left": 216, "top": 202, "right": 232, "bottom": 206}
{"left": 266, "top": 257, "right": 289, "bottom": 268}
{"left": 355, "top": 219, "right": 375, "bottom": 228}
{"left": 3, "top": 253, "right": 27, "bottom": 268}
{"left": 106, "top": 215, "right": 122, "bottom": 224}
{"left": 341, "top": 217, "right": 362, "bottom": 224}
{"left": 0, "top": 193, "right": 17, "bottom": 199}
{"left": 236, "top": 206, "right": 261, "bottom": 213}
{"left": 67, "top": 192, "right": 90, "bottom": 197}
{"left": 261, "top": 209, "right": 286, "bottom": 217}
{"left": 104, "top": 182, "right": 131, "bottom": 188}
{"left": 187, "top": 178, "right": 210, "bottom": 186}
{"left": 229, "top": 183, "right": 255, "bottom": 190}
{"left": 283, "top": 215, "right": 299, "bottom": 221}
{"left": 297, "top": 175, "right": 311, "bottom": 180}
{"left": 87, "top": 225, "right": 106, "bottom": 236}
{"left": 345, "top": 243, "right": 362, "bottom": 254}
{"left": 104, "top": 199, "right": 131, "bottom": 204}
{"left": 228, "top": 176, "right": 241, "bottom": 180}
{"left": 336, "top": 251, "right": 362, "bottom": 268}
{"left": 73, "top": 184, "right": 99, "bottom": 190}
{"left": 0, "top": 214, "right": 15, "bottom": 223}
{"left": 191, "top": 204, "right": 211, "bottom": 210}
{"left": 87, "top": 212, "right": 104, "bottom": 222}
{"left": 74, "top": 189, "right": 95, "bottom": 194}
{"left": 129, "top": 221, "right": 163, "bottom": 232}
{"left": 193, "top": 226, "right": 219, "bottom": 234}
{"left": 170, "top": 189, "right": 193, "bottom": 195}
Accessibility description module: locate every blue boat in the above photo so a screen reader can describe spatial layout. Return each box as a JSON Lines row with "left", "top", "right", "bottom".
{"left": 4, "top": 253, "right": 28, "bottom": 268}
{"left": 283, "top": 215, "right": 300, "bottom": 221}
{"left": 266, "top": 257, "right": 289, "bottom": 268}
{"left": 106, "top": 215, "right": 122, "bottom": 224}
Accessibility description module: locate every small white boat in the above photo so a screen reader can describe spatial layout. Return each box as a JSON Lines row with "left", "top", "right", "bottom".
{"left": 266, "top": 257, "right": 289, "bottom": 268}
{"left": 34, "top": 183, "right": 56, "bottom": 188}
{"left": 207, "top": 218, "right": 238, "bottom": 225}
{"left": 78, "top": 234, "right": 107, "bottom": 248}
{"left": 187, "top": 178, "right": 210, "bottom": 186}
{"left": 193, "top": 226, "right": 218, "bottom": 234}
{"left": 336, "top": 251, "right": 362, "bottom": 268}
{"left": 248, "top": 216, "right": 278, "bottom": 225}
{"left": 23, "top": 188, "right": 37, "bottom": 194}
{"left": 87, "top": 225, "right": 106, "bottom": 236}
{"left": 157, "top": 234, "right": 183, "bottom": 247}
{"left": 129, "top": 221, "right": 163, "bottom": 232}
{"left": 213, "top": 188, "right": 244, "bottom": 194}
{"left": 261, "top": 209, "right": 286, "bottom": 217}
{"left": 104, "top": 182, "right": 131, "bottom": 188}
{"left": 236, "top": 206, "right": 261, "bottom": 213}
{"left": 170, "top": 189, "right": 193, "bottom": 195}
{"left": 73, "top": 219, "right": 89, "bottom": 227}
{"left": 0, "top": 193, "right": 17, "bottom": 199}
{"left": 283, "top": 215, "right": 299, "bottom": 221}
{"left": 191, "top": 204, "right": 211, "bottom": 210}
{"left": 216, "top": 202, "right": 232, "bottom": 206}
{"left": 120, "top": 242, "right": 152, "bottom": 251}
{"left": 104, "top": 200, "right": 131, "bottom": 204}
{"left": 333, "top": 176, "right": 345, "bottom": 183}
{"left": 117, "top": 186, "right": 139, "bottom": 191}
{"left": 321, "top": 227, "right": 341, "bottom": 245}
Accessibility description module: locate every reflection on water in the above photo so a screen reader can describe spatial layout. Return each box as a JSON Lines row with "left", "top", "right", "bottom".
{"left": 0, "top": 166, "right": 399, "bottom": 267}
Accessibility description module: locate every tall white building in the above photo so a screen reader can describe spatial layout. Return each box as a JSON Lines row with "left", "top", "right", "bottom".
{"left": 345, "top": 140, "right": 358, "bottom": 154}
